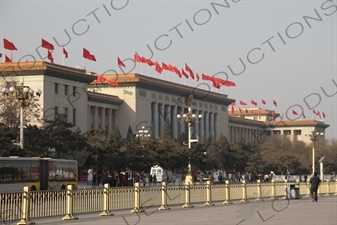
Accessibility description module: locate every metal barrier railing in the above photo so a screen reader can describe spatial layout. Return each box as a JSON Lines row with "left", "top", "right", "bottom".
{"left": 2, "top": 180, "right": 336, "bottom": 223}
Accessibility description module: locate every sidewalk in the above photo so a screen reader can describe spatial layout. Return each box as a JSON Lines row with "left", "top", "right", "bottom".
{"left": 11, "top": 196, "right": 337, "bottom": 225}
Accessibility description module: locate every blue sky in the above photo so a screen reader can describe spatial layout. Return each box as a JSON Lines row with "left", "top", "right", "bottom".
{"left": 1, "top": 0, "right": 336, "bottom": 139}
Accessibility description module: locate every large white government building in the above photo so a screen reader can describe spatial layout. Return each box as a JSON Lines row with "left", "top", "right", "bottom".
{"left": 0, "top": 61, "right": 329, "bottom": 145}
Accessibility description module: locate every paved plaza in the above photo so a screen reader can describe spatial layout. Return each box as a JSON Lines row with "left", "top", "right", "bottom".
{"left": 8, "top": 196, "right": 336, "bottom": 225}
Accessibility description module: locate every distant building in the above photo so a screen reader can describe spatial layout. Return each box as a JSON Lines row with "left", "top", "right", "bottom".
{"left": 228, "top": 107, "right": 329, "bottom": 144}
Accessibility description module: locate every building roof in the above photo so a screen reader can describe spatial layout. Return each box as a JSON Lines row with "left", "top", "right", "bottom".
{"left": 91, "top": 73, "right": 236, "bottom": 106}
{"left": 0, "top": 61, "right": 96, "bottom": 83}
{"left": 265, "top": 119, "right": 330, "bottom": 129}
{"left": 228, "top": 115, "right": 266, "bottom": 128}
{"left": 229, "top": 107, "right": 280, "bottom": 117}
{"left": 87, "top": 91, "right": 123, "bottom": 105}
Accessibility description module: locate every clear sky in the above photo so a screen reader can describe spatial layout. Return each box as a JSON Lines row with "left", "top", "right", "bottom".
{"left": 1, "top": 0, "right": 336, "bottom": 139}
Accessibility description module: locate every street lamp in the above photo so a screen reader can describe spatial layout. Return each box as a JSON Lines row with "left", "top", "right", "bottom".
{"left": 136, "top": 126, "right": 151, "bottom": 140}
{"left": 305, "top": 130, "right": 324, "bottom": 175}
{"left": 177, "top": 106, "right": 202, "bottom": 185}
{"left": 1, "top": 78, "right": 42, "bottom": 149}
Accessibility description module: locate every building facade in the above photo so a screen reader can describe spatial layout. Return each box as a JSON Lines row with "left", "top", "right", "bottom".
{"left": 0, "top": 61, "right": 330, "bottom": 145}
{"left": 88, "top": 73, "right": 235, "bottom": 139}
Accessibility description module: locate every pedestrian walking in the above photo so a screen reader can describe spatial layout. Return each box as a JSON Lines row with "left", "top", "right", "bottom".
{"left": 309, "top": 172, "right": 321, "bottom": 202}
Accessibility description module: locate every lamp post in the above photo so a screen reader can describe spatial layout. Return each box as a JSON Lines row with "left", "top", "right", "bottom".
{"left": 177, "top": 106, "right": 202, "bottom": 185}
{"left": 305, "top": 130, "right": 324, "bottom": 175}
{"left": 1, "top": 78, "right": 42, "bottom": 149}
{"left": 136, "top": 126, "right": 151, "bottom": 140}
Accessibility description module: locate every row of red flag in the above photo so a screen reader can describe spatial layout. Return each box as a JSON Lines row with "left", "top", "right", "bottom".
{"left": 234, "top": 99, "right": 278, "bottom": 107}
{"left": 4, "top": 38, "right": 234, "bottom": 89}
{"left": 231, "top": 105, "right": 326, "bottom": 120}
{"left": 3, "top": 38, "right": 95, "bottom": 63}
{"left": 129, "top": 54, "right": 236, "bottom": 89}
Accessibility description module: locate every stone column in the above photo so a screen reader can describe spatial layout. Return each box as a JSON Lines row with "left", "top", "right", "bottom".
{"left": 209, "top": 112, "right": 214, "bottom": 137}
{"left": 172, "top": 106, "right": 178, "bottom": 138}
{"left": 214, "top": 113, "right": 218, "bottom": 139}
{"left": 152, "top": 102, "right": 159, "bottom": 138}
{"left": 94, "top": 106, "right": 98, "bottom": 129}
{"left": 159, "top": 103, "right": 164, "bottom": 137}
{"left": 165, "top": 105, "right": 171, "bottom": 121}
{"left": 87, "top": 105, "right": 91, "bottom": 130}
{"left": 199, "top": 110, "right": 204, "bottom": 139}
{"left": 101, "top": 107, "right": 105, "bottom": 131}
{"left": 204, "top": 112, "right": 209, "bottom": 138}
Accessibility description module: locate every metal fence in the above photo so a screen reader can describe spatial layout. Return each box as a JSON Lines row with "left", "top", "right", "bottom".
{"left": 1, "top": 180, "right": 336, "bottom": 223}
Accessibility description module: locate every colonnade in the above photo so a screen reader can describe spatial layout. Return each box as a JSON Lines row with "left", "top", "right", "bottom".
{"left": 151, "top": 102, "right": 218, "bottom": 139}
{"left": 87, "top": 105, "right": 117, "bottom": 135}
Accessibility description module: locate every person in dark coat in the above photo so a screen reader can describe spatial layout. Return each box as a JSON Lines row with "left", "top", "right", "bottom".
{"left": 309, "top": 172, "right": 321, "bottom": 202}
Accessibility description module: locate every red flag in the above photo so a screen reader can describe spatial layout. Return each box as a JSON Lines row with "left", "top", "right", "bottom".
{"left": 140, "top": 56, "right": 148, "bottom": 63}
{"left": 5, "top": 55, "right": 12, "bottom": 62}
{"left": 63, "top": 48, "right": 68, "bottom": 58}
{"left": 262, "top": 99, "right": 266, "bottom": 105}
{"left": 147, "top": 59, "right": 156, "bottom": 66}
{"left": 322, "top": 112, "right": 325, "bottom": 118}
{"left": 317, "top": 111, "right": 321, "bottom": 119}
{"left": 96, "top": 75, "right": 106, "bottom": 83}
{"left": 117, "top": 57, "right": 125, "bottom": 67}
{"left": 196, "top": 73, "right": 200, "bottom": 82}
{"left": 251, "top": 100, "right": 257, "bottom": 106}
{"left": 108, "top": 80, "right": 119, "bottom": 87}
{"left": 155, "top": 62, "right": 163, "bottom": 74}
{"left": 202, "top": 74, "right": 211, "bottom": 81}
{"left": 272, "top": 110, "right": 277, "bottom": 120}
{"left": 167, "top": 64, "right": 176, "bottom": 72}
{"left": 47, "top": 50, "right": 54, "bottom": 63}
{"left": 42, "top": 39, "right": 54, "bottom": 50}
{"left": 313, "top": 109, "right": 318, "bottom": 115}
{"left": 3, "top": 38, "right": 17, "bottom": 50}
{"left": 273, "top": 100, "right": 277, "bottom": 107}
{"left": 212, "top": 79, "right": 221, "bottom": 89}
{"left": 162, "top": 63, "right": 170, "bottom": 71}
{"left": 185, "top": 63, "right": 194, "bottom": 79}
{"left": 134, "top": 54, "right": 142, "bottom": 62}
{"left": 181, "top": 69, "right": 189, "bottom": 79}
{"left": 302, "top": 112, "right": 306, "bottom": 119}
{"left": 292, "top": 110, "right": 298, "bottom": 116}
{"left": 173, "top": 66, "right": 182, "bottom": 78}
{"left": 239, "top": 100, "right": 247, "bottom": 106}
{"left": 221, "top": 80, "right": 236, "bottom": 87}
{"left": 83, "top": 48, "right": 96, "bottom": 61}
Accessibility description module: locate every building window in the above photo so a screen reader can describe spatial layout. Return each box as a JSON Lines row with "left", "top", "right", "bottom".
{"left": 294, "top": 130, "right": 302, "bottom": 135}
{"left": 64, "top": 107, "right": 68, "bottom": 122}
{"left": 284, "top": 130, "right": 291, "bottom": 135}
{"left": 73, "top": 86, "right": 76, "bottom": 97}
{"left": 273, "top": 130, "right": 280, "bottom": 135}
{"left": 55, "top": 83, "right": 58, "bottom": 94}
{"left": 73, "top": 109, "right": 76, "bottom": 126}
{"left": 64, "top": 85, "right": 68, "bottom": 95}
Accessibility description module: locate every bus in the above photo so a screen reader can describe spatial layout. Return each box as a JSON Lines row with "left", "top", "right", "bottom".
{"left": 0, "top": 157, "right": 78, "bottom": 193}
